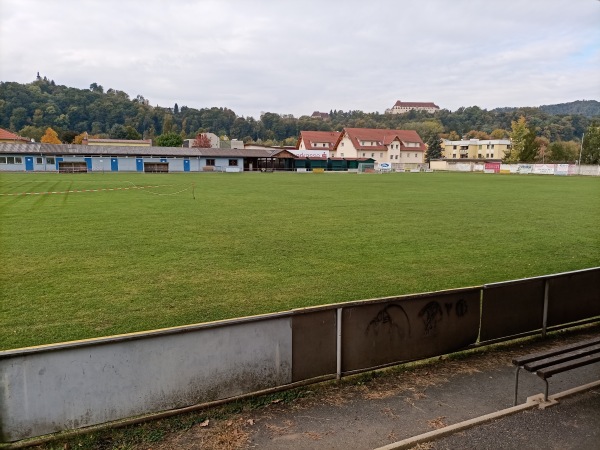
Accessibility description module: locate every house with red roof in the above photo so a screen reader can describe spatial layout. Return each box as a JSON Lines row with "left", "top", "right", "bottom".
{"left": 0, "top": 128, "right": 30, "bottom": 144}
{"left": 332, "top": 128, "right": 426, "bottom": 167}
{"left": 385, "top": 101, "right": 440, "bottom": 114}
{"left": 296, "top": 131, "right": 341, "bottom": 153}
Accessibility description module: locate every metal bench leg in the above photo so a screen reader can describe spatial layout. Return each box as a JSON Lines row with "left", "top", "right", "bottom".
{"left": 514, "top": 366, "right": 521, "bottom": 406}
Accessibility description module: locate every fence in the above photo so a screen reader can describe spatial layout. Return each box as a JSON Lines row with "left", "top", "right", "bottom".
{"left": 1, "top": 267, "right": 598, "bottom": 443}
{"left": 429, "top": 161, "right": 600, "bottom": 176}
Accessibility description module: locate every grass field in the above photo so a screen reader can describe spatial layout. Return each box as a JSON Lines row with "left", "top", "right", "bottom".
{"left": 1, "top": 171, "right": 598, "bottom": 350}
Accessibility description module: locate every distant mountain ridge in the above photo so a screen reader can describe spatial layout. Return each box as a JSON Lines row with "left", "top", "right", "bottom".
{"left": 492, "top": 100, "right": 600, "bottom": 118}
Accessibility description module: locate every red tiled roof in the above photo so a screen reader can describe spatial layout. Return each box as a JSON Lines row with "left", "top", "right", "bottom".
{"left": 336, "top": 128, "right": 425, "bottom": 152}
{"left": 297, "top": 131, "right": 341, "bottom": 150}
{"left": 393, "top": 101, "right": 439, "bottom": 109}
{"left": 0, "top": 128, "right": 30, "bottom": 142}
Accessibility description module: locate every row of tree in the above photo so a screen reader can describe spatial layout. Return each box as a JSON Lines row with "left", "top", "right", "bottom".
{"left": 1, "top": 76, "right": 599, "bottom": 163}
{"left": 503, "top": 116, "right": 598, "bottom": 164}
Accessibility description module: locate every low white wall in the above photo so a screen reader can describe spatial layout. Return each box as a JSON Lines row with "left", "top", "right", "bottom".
{"left": 0, "top": 316, "right": 292, "bottom": 442}
{"left": 432, "top": 162, "right": 599, "bottom": 176}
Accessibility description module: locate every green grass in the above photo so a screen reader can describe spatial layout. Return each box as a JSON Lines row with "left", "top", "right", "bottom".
{"left": 1, "top": 172, "right": 598, "bottom": 350}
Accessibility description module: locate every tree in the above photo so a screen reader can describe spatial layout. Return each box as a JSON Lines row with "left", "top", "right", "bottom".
{"left": 505, "top": 116, "right": 528, "bottom": 162}
{"left": 447, "top": 130, "right": 460, "bottom": 141}
{"left": 40, "top": 127, "right": 61, "bottom": 144}
{"left": 403, "top": 120, "right": 444, "bottom": 143}
{"left": 547, "top": 141, "right": 577, "bottom": 162}
{"left": 534, "top": 136, "right": 549, "bottom": 162}
{"left": 109, "top": 124, "right": 129, "bottom": 139}
{"left": 72, "top": 132, "right": 88, "bottom": 144}
{"left": 465, "top": 130, "right": 490, "bottom": 140}
{"left": 155, "top": 132, "right": 183, "bottom": 147}
{"left": 60, "top": 130, "right": 78, "bottom": 144}
{"left": 89, "top": 83, "right": 104, "bottom": 93}
{"left": 32, "top": 108, "right": 44, "bottom": 127}
{"left": 490, "top": 128, "right": 508, "bottom": 139}
{"left": 282, "top": 137, "right": 298, "bottom": 147}
{"left": 162, "top": 113, "right": 173, "bottom": 133}
{"left": 581, "top": 123, "right": 600, "bottom": 164}
{"left": 19, "top": 125, "right": 44, "bottom": 142}
{"left": 173, "top": 103, "right": 179, "bottom": 115}
{"left": 192, "top": 133, "right": 212, "bottom": 148}
{"left": 519, "top": 125, "right": 539, "bottom": 162}
{"left": 125, "top": 126, "right": 141, "bottom": 140}
{"left": 10, "top": 107, "right": 28, "bottom": 130}
{"left": 425, "top": 136, "right": 443, "bottom": 162}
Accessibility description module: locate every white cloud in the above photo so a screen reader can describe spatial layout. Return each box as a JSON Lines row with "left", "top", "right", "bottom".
{"left": 1, "top": 0, "right": 598, "bottom": 118}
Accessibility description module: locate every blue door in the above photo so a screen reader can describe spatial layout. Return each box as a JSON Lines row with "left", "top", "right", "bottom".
{"left": 85, "top": 158, "right": 92, "bottom": 171}
{"left": 55, "top": 157, "right": 63, "bottom": 170}
{"left": 136, "top": 158, "right": 144, "bottom": 172}
{"left": 183, "top": 159, "right": 190, "bottom": 172}
{"left": 25, "top": 156, "right": 34, "bottom": 171}
{"left": 111, "top": 158, "right": 119, "bottom": 172}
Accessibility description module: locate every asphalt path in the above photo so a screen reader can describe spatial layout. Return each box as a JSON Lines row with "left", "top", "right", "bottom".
{"left": 247, "top": 327, "right": 600, "bottom": 450}
{"left": 431, "top": 389, "right": 600, "bottom": 450}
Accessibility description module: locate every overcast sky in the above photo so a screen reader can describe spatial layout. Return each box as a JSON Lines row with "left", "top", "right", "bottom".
{"left": 1, "top": 0, "right": 599, "bottom": 119}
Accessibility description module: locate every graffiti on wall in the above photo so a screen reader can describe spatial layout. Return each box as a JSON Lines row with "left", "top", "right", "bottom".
{"left": 367, "top": 297, "right": 470, "bottom": 338}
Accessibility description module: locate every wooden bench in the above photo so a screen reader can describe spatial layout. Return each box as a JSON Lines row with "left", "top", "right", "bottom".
{"left": 512, "top": 336, "right": 600, "bottom": 405}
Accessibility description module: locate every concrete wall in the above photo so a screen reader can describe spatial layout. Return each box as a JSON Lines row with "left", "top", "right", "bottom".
{"left": 0, "top": 315, "right": 292, "bottom": 442}
{"left": 1, "top": 267, "right": 598, "bottom": 443}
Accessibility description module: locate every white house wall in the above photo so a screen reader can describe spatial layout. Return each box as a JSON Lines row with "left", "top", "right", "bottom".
{"left": 335, "top": 136, "right": 358, "bottom": 158}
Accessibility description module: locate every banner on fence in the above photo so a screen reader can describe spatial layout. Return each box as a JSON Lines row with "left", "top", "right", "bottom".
{"left": 517, "top": 164, "right": 533, "bottom": 174}
{"left": 484, "top": 162, "right": 500, "bottom": 173}
{"left": 533, "top": 164, "right": 555, "bottom": 175}
{"left": 555, "top": 164, "right": 569, "bottom": 176}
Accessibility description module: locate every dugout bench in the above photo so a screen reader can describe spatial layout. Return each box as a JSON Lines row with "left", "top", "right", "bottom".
{"left": 512, "top": 336, "right": 600, "bottom": 405}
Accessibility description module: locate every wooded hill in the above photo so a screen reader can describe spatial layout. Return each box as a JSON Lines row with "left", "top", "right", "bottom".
{"left": 0, "top": 76, "right": 598, "bottom": 145}
{"left": 494, "top": 100, "right": 600, "bottom": 118}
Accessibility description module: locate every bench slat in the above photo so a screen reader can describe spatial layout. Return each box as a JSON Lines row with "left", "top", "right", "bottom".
{"left": 536, "top": 353, "right": 600, "bottom": 379}
{"left": 523, "top": 343, "right": 600, "bottom": 371}
{"left": 512, "top": 336, "right": 600, "bottom": 366}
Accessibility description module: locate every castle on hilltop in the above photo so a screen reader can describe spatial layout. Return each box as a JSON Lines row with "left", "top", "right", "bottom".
{"left": 385, "top": 101, "right": 440, "bottom": 114}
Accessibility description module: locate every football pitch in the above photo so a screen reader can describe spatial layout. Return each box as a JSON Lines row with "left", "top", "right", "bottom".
{"left": 1, "top": 171, "right": 598, "bottom": 350}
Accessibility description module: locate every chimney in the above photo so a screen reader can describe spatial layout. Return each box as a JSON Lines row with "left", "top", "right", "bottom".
{"left": 83, "top": 132, "right": 88, "bottom": 145}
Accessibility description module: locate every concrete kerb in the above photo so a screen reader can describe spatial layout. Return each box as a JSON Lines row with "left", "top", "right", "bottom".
{"left": 375, "top": 380, "right": 600, "bottom": 450}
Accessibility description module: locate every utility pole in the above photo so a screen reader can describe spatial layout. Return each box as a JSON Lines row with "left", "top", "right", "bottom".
{"left": 578, "top": 133, "right": 584, "bottom": 175}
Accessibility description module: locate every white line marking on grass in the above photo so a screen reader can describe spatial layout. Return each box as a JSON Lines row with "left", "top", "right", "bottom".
{"left": 0, "top": 186, "right": 162, "bottom": 196}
